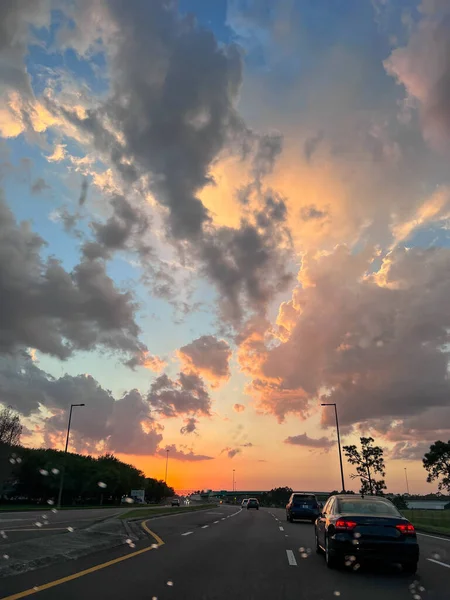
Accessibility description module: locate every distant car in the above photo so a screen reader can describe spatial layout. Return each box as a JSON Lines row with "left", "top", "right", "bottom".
{"left": 315, "top": 494, "right": 419, "bottom": 573}
{"left": 247, "top": 498, "right": 259, "bottom": 510}
{"left": 241, "top": 499, "right": 249, "bottom": 508}
{"left": 286, "top": 493, "right": 320, "bottom": 523}
{"left": 171, "top": 498, "right": 180, "bottom": 506}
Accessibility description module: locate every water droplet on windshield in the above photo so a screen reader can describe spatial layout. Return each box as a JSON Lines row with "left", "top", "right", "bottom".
{"left": 412, "top": 596, "right": 421, "bottom": 600}
{"left": 124, "top": 497, "right": 134, "bottom": 504}
{"left": 47, "top": 499, "right": 54, "bottom": 505}
{"left": 166, "top": 581, "right": 174, "bottom": 587}
{"left": 418, "top": 586, "right": 425, "bottom": 592}
{"left": 9, "top": 458, "right": 16, "bottom": 464}
{"left": 333, "top": 592, "right": 341, "bottom": 597}
{"left": 353, "top": 563, "right": 360, "bottom": 571}
{"left": 16, "top": 457, "right": 22, "bottom": 463}
{"left": 51, "top": 508, "right": 57, "bottom": 513}
{"left": 152, "top": 597, "right": 157, "bottom": 600}
{"left": 299, "top": 546, "right": 305, "bottom": 552}
{"left": 125, "top": 538, "right": 133, "bottom": 545}
{"left": 39, "top": 469, "right": 48, "bottom": 476}
{"left": 300, "top": 553, "right": 308, "bottom": 559}
{"left": 33, "top": 587, "right": 39, "bottom": 591}
{"left": 151, "top": 544, "right": 159, "bottom": 549}
{"left": 67, "top": 527, "right": 74, "bottom": 532}
{"left": 432, "top": 552, "right": 440, "bottom": 560}
{"left": 42, "top": 515, "right": 48, "bottom": 520}
{"left": 98, "top": 481, "right": 107, "bottom": 488}
{"left": 51, "top": 468, "right": 59, "bottom": 475}
{"left": 353, "top": 532, "right": 361, "bottom": 538}
{"left": 35, "top": 522, "right": 42, "bottom": 528}
{"left": 3, "top": 555, "right": 9, "bottom": 560}
{"left": 128, "top": 542, "right": 136, "bottom": 548}
{"left": 0, "top": 531, "right": 7, "bottom": 539}
{"left": 352, "top": 539, "right": 359, "bottom": 545}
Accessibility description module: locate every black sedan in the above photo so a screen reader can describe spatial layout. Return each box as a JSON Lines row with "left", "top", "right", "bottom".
{"left": 247, "top": 498, "right": 259, "bottom": 510}
{"left": 315, "top": 495, "right": 419, "bottom": 573}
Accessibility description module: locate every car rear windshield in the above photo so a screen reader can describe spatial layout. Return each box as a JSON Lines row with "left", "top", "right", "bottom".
{"left": 337, "top": 499, "right": 400, "bottom": 516}
{"left": 292, "top": 495, "right": 317, "bottom": 506}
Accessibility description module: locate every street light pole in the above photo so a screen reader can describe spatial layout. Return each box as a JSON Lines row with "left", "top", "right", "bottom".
{"left": 57, "top": 403, "right": 85, "bottom": 508}
{"left": 232, "top": 469, "right": 235, "bottom": 492}
{"left": 404, "top": 467, "right": 410, "bottom": 495}
{"left": 165, "top": 448, "right": 169, "bottom": 484}
{"left": 321, "top": 403, "right": 345, "bottom": 492}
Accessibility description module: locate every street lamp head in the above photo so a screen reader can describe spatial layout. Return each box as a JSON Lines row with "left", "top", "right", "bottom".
{"left": 321, "top": 403, "right": 335, "bottom": 406}
{"left": 71, "top": 403, "right": 85, "bottom": 407}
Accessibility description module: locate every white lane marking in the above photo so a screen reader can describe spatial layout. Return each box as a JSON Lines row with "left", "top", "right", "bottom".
{"left": 427, "top": 558, "right": 450, "bottom": 569}
{"left": 201, "top": 525, "right": 209, "bottom": 529}
{"left": 214, "top": 520, "right": 220, "bottom": 524}
{"left": 206, "top": 512, "right": 223, "bottom": 515}
{"left": 286, "top": 550, "right": 298, "bottom": 566}
{"left": 229, "top": 508, "right": 243, "bottom": 517}
{"left": 418, "top": 532, "right": 450, "bottom": 542}
{"left": 279, "top": 526, "right": 284, "bottom": 531}
{"left": 181, "top": 531, "right": 193, "bottom": 536}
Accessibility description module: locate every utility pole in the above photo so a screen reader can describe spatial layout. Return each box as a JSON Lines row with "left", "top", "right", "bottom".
{"left": 404, "top": 467, "right": 410, "bottom": 495}
{"left": 165, "top": 448, "right": 169, "bottom": 483}
{"left": 232, "top": 469, "right": 235, "bottom": 492}
{"left": 321, "top": 403, "right": 345, "bottom": 492}
{"left": 57, "top": 403, "right": 85, "bottom": 508}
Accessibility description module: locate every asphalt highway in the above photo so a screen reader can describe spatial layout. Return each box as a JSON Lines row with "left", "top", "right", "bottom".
{"left": 1, "top": 506, "right": 449, "bottom": 600}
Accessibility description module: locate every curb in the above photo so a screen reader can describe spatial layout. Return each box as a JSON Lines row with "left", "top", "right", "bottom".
{"left": 124, "top": 505, "right": 215, "bottom": 523}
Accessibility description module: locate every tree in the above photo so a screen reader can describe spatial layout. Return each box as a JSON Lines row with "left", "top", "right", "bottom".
{"left": 343, "top": 437, "right": 387, "bottom": 495}
{"left": 0, "top": 406, "right": 22, "bottom": 445}
{"left": 423, "top": 440, "right": 450, "bottom": 492}
{"left": 391, "top": 495, "right": 408, "bottom": 510}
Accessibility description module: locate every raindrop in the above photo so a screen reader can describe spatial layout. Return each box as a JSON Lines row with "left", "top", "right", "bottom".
{"left": 129, "top": 543, "right": 136, "bottom": 548}
{"left": 166, "top": 581, "right": 174, "bottom": 587}
{"left": 35, "top": 522, "right": 43, "bottom": 528}
{"left": 67, "top": 527, "right": 74, "bottom": 532}
{"left": 51, "top": 468, "right": 60, "bottom": 475}
{"left": 51, "top": 508, "right": 57, "bottom": 514}
{"left": 151, "top": 544, "right": 159, "bottom": 549}
{"left": 39, "top": 469, "right": 49, "bottom": 476}
{"left": 412, "top": 596, "right": 421, "bottom": 600}
{"left": 345, "top": 560, "right": 352, "bottom": 567}
{"left": 352, "top": 539, "right": 359, "bottom": 545}
{"left": 33, "top": 587, "right": 39, "bottom": 592}
{"left": 349, "top": 555, "right": 356, "bottom": 562}
{"left": 16, "top": 457, "right": 22, "bottom": 464}
{"left": 353, "top": 532, "right": 361, "bottom": 538}
{"left": 333, "top": 592, "right": 341, "bottom": 597}
{"left": 353, "top": 563, "right": 361, "bottom": 571}
{"left": 47, "top": 499, "right": 54, "bottom": 505}
{"left": 152, "top": 597, "right": 157, "bottom": 600}
{"left": 300, "top": 553, "right": 308, "bottom": 559}
{"left": 98, "top": 481, "right": 107, "bottom": 488}
{"left": 42, "top": 515, "right": 48, "bottom": 520}
{"left": 0, "top": 531, "right": 7, "bottom": 539}
{"left": 432, "top": 552, "right": 440, "bottom": 560}
{"left": 9, "top": 458, "right": 16, "bottom": 464}
{"left": 3, "top": 555, "right": 9, "bottom": 560}
{"left": 418, "top": 586, "right": 425, "bottom": 592}
{"left": 124, "top": 497, "right": 134, "bottom": 504}
{"left": 299, "top": 546, "right": 305, "bottom": 552}
{"left": 125, "top": 538, "right": 133, "bottom": 545}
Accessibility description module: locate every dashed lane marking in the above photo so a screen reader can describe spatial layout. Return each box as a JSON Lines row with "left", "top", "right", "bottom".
{"left": 427, "top": 558, "right": 450, "bottom": 569}
{"left": 181, "top": 531, "right": 193, "bottom": 536}
{"left": 286, "top": 550, "right": 297, "bottom": 566}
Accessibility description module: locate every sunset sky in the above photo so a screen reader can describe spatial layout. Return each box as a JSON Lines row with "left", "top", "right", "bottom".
{"left": 2, "top": 0, "right": 450, "bottom": 494}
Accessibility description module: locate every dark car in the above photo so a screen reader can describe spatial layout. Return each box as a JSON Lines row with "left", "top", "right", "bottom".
{"left": 171, "top": 498, "right": 180, "bottom": 506}
{"left": 315, "top": 495, "right": 419, "bottom": 573}
{"left": 247, "top": 498, "right": 259, "bottom": 510}
{"left": 286, "top": 493, "right": 320, "bottom": 523}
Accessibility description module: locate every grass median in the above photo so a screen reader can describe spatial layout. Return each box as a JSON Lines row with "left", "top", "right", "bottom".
{"left": 403, "top": 509, "right": 450, "bottom": 536}
{"left": 119, "top": 504, "right": 215, "bottom": 520}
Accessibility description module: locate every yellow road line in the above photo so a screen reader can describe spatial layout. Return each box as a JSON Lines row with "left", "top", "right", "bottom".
{"left": 0, "top": 521, "right": 164, "bottom": 600}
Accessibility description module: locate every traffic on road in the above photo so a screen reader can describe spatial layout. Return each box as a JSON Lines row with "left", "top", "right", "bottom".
{"left": 0, "top": 500, "right": 449, "bottom": 600}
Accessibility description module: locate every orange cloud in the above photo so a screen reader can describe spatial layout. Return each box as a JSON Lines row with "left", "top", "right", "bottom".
{"left": 233, "top": 403, "right": 245, "bottom": 413}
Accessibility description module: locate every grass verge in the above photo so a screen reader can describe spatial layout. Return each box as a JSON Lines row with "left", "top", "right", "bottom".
{"left": 120, "top": 504, "right": 215, "bottom": 520}
{"left": 0, "top": 505, "right": 124, "bottom": 512}
{"left": 403, "top": 509, "right": 450, "bottom": 536}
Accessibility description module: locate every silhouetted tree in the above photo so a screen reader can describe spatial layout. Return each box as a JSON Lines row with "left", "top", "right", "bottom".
{"left": 391, "top": 495, "right": 408, "bottom": 510}
{"left": 0, "top": 406, "right": 22, "bottom": 445}
{"left": 343, "top": 437, "right": 386, "bottom": 496}
{"left": 423, "top": 440, "right": 450, "bottom": 492}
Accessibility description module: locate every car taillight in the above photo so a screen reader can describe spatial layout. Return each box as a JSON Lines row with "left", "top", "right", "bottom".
{"left": 335, "top": 519, "right": 357, "bottom": 531}
{"left": 396, "top": 523, "right": 415, "bottom": 535}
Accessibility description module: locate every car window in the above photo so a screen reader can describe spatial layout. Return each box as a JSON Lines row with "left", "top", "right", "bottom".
{"left": 338, "top": 499, "right": 400, "bottom": 516}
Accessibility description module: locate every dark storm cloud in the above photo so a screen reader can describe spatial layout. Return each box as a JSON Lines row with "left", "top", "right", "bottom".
{"left": 0, "top": 192, "right": 146, "bottom": 362}
{"left": 284, "top": 433, "right": 333, "bottom": 450}
{"left": 31, "top": 177, "right": 50, "bottom": 194}
{"left": 178, "top": 335, "right": 231, "bottom": 382}
{"left": 389, "top": 441, "right": 431, "bottom": 462}
{"left": 220, "top": 446, "right": 241, "bottom": 459}
{"left": 300, "top": 205, "right": 328, "bottom": 221}
{"left": 148, "top": 371, "right": 211, "bottom": 417}
{"left": 0, "top": 352, "right": 162, "bottom": 455}
{"left": 157, "top": 443, "right": 213, "bottom": 462}
{"left": 53, "top": 0, "right": 291, "bottom": 323}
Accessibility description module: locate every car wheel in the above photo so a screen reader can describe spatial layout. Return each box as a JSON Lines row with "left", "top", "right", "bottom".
{"left": 288, "top": 514, "right": 293, "bottom": 522}
{"left": 315, "top": 528, "right": 322, "bottom": 554}
{"left": 311, "top": 518, "right": 316, "bottom": 524}
{"left": 402, "top": 562, "right": 418, "bottom": 575}
{"left": 325, "top": 535, "right": 339, "bottom": 569}
{"left": 286, "top": 512, "right": 289, "bottom": 521}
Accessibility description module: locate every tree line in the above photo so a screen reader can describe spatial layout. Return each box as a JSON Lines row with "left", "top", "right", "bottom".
{"left": 0, "top": 407, "right": 174, "bottom": 506}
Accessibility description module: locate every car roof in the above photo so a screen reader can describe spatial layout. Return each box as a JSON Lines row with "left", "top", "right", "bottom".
{"left": 292, "top": 492, "right": 317, "bottom": 496}
{"left": 332, "top": 494, "right": 391, "bottom": 501}
{"left": 248, "top": 497, "right": 258, "bottom": 500}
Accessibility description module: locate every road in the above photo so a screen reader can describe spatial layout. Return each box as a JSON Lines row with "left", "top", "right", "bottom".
{"left": 0, "top": 508, "right": 133, "bottom": 542}
{"left": 1, "top": 506, "right": 449, "bottom": 599}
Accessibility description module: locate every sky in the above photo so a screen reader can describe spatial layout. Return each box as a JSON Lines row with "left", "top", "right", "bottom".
{"left": 1, "top": 0, "right": 450, "bottom": 495}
